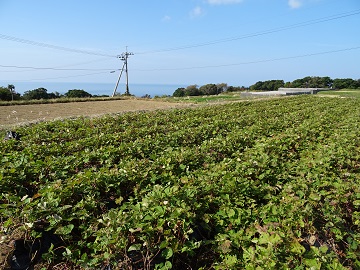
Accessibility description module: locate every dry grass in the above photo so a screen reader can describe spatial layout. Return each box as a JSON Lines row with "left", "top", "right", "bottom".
{"left": 0, "top": 99, "right": 194, "bottom": 129}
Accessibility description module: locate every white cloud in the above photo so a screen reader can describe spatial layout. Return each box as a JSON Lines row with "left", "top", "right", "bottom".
{"left": 206, "top": 0, "right": 243, "bottom": 5}
{"left": 288, "top": 0, "right": 303, "bottom": 9}
{"left": 190, "top": 6, "right": 204, "bottom": 18}
{"left": 162, "top": 15, "right": 171, "bottom": 22}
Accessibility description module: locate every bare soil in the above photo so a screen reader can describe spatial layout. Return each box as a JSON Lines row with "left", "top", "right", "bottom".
{"left": 0, "top": 99, "right": 194, "bottom": 129}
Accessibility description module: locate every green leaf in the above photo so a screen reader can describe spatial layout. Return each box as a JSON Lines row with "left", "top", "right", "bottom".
{"left": 304, "top": 258, "right": 321, "bottom": 269}
{"left": 179, "top": 164, "right": 186, "bottom": 170}
{"left": 128, "top": 244, "right": 142, "bottom": 252}
{"left": 159, "top": 240, "right": 168, "bottom": 249}
{"left": 162, "top": 247, "right": 173, "bottom": 260}
{"left": 319, "top": 245, "right": 329, "bottom": 254}
{"left": 104, "top": 252, "right": 111, "bottom": 259}
{"left": 3, "top": 218, "right": 13, "bottom": 228}
{"left": 55, "top": 224, "right": 74, "bottom": 235}
{"left": 164, "top": 261, "right": 172, "bottom": 269}
{"left": 228, "top": 208, "right": 236, "bottom": 218}
{"left": 353, "top": 200, "right": 360, "bottom": 206}
{"left": 154, "top": 206, "right": 165, "bottom": 216}
{"left": 290, "top": 240, "right": 305, "bottom": 255}
{"left": 115, "top": 196, "right": 124, "bottom": 205}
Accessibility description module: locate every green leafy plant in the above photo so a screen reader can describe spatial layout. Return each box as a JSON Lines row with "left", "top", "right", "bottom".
{"left": 1, "top": 96, "right": 360, "bottom": 269}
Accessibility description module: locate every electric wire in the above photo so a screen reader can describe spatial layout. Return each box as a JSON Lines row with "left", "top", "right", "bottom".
{"left": 135, "top": 9, "right": 360, "bottom": 54}
{"left": 0, "top": 34, "right": 117, "bottom": 58}
{"left": 0, "top": 64, "right": 119, "bottom": 71}
{"left": 133, "top": 46, "right": 360, "bottom": 71}
{"left": 2, "top": 46, "right": 358, "bottom": 76}
{"left": 5, "top": 46, "right": 358, "bottom": 83}
{"left": 53, "top": 58, "right": 116, "bottom": 68}
{"left": 17, "top": 71, "right": 114, "bottom": 82}
{"left": 0, "top": 9, "right": 358, "bottom": 58}
{"left": 1, "top": 9, "right": 358, "bottom": 81}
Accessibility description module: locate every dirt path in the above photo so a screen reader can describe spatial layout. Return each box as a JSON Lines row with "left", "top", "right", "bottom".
{"left": 0, "top": 99, "right": 194, "bottom": 129}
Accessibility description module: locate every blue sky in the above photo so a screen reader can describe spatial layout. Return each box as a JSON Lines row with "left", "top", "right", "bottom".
{"left": 0, "top": 0, "right": 359, "bottom": 89}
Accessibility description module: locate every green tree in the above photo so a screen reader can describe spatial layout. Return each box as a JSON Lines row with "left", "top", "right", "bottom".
{"left": 65, "top": 89, "right": 92, "bottom": 98}
{"left": 199, "top": 84, "right": 218, "bottom": 95}
{"left": 184, "top": 85, "right": 201, "bottom": 96}
{"left": 172, "top": 87, "right": 186, "bottom": 97}
{"left": 0, "top": 86, "right": 12, "bottom": 101}
{"left": 266, "top": 80, "right": 284, "bottom": 91}
{"left": 250, "top": 80, "right": 284, "bottom": 91}
{"left": 318, "top": 76, "right": 333, "bottom": 88}
{"left": 141, "top": 94, "right": 151, "bottom": 99}
{"left": 284, "top": 81, "right": 292, "bottom": 88}
{"left": 216, "top": 83, "right": 228, "bottom": 94}
{"left": 23, "top": 88, "right": 49, "bottom": 100}
{"left": 47, "top": 91, "right": 62, "bottom": 99}
{"left": 226, "top": 86, "right": 246, "bottom": 92}
{"left": 290, "top": 76, "right": 333, "bottom": 88}
{"left": 333, "top": 78, "right": 360, "bottom": 89}
{"left": 250, "top": 81, "right": 264, "bottom": 90}
{"left": 291, "top": 78, "right": 306, "bottom": 88}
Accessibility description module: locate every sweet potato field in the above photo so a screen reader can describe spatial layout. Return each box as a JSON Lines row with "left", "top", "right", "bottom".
{"left": 1, "top": 96, "right": 360, "bottom": 269}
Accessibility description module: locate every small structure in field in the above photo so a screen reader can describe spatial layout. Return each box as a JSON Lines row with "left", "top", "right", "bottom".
{"left": 241, "top": 88, "right": 330, "bottom": 97}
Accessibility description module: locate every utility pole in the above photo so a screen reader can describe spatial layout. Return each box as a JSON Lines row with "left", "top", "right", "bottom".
{"left": 112, "top": 47, "right": 134, "bottom": 97}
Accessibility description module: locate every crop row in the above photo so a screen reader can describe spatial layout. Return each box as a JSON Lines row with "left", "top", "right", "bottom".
{"left": 1, "top": 96, "right": 360, "bottom": 269}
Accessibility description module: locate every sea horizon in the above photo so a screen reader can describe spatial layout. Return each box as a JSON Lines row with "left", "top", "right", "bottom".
{"left": 0, "top": 81, "right": 188, "bottom": 98}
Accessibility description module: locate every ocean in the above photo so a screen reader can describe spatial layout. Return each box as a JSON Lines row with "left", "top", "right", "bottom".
{"left": 0, "top": 82, "right": 187, "bottom": 98}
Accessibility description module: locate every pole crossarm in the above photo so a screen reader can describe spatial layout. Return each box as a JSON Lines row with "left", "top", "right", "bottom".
{"left": 112, "top": 50, "right": 134, "bottom": 97}
{"left": 117, "top": 51, "right": 134, "bottom": 61}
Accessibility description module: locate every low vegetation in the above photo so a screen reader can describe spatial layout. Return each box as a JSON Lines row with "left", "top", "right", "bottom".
{"left": 2, "top": 76, "right": 358, "bottom": 103}
{"left": 173, "top": 77, "right": 360, "bottom": 97}
{"left": 250, "top": 77, "right": 360, "bottom": 91}
{"left": 0, "top": 86, "right": 99, "bottom": 102}
{"left": 1, "top": 95, "right": 360, "bottom": 269}
{"left": 318, "top": 89, "right": 360, "bottom": 99}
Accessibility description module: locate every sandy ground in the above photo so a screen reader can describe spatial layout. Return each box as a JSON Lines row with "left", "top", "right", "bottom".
{"left": 0, "top": 99, "right": 193, "bottom": 129}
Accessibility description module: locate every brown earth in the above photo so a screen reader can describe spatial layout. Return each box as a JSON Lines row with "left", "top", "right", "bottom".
{"left": 0, "top": 99, "right": 194, "bottom": 129}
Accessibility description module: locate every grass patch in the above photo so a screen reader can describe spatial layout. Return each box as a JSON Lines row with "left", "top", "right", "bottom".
{"left": 168, "top": 93, "right": 251, "bottom": 103}
{"left": 318, "top": 89, "right": 360, "bottom": 98}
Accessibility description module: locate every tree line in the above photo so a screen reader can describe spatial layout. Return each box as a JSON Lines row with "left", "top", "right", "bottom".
{"left": 173, "top": 76, "right": 360, "bottom": 97}
{"left": 1, "top": 76, "right": 359, "bottom": 101}
{"left": 249, "top": 76, "right": 360, "bottom": 91}
{"left": 173, "top": 83, "right": 247, "bottom": 97}
{"left": 0, "top": 86, "right": 94, "bottom": 101}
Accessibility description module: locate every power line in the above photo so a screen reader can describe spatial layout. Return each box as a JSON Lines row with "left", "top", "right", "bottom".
{"left": 133, "top": 46, "right": 360, "bottom": 71}
{"left": 0, "top": 64, "right": 119, "bottom": 71}
{"left": 1, "top": 9, "right": 358, "bottom": 83}
{"left": 135, "top": 9, "right": 360, "bottom": 54}
{"left": 0, "top": 58, "right": 118, "bottom": 73}
{"left": 17, "top": 71, "right": 114, "bottom": 82}
{"left": 53, "top": 58, "right": 116, "bottom": 68}
{"left": 3, "top": 46, "right": 358, "bottom": 75}
{"left": 0, "top": 34, "right": 117, "bottom": 58}
{"left": 1, "top": 9, "right": 358, "bottom": 61}
{"left": 5, "top": 46, "right": 358, "bottom": 85}
{"left": 1, "top": 9, "right": 358, "bottom": 59}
